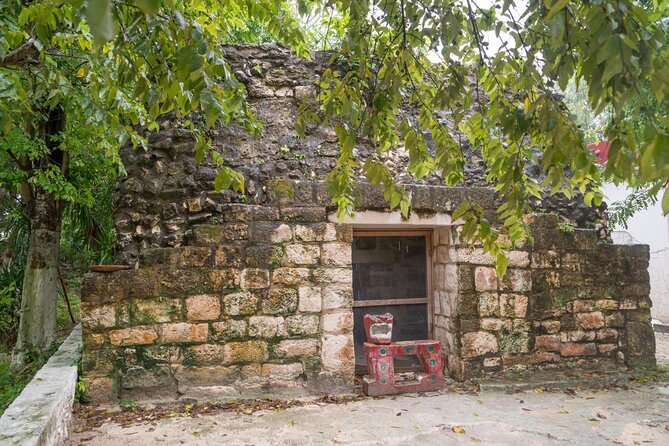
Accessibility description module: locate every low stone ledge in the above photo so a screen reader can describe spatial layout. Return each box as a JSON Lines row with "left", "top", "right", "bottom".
{"left": 0, "top": 324, "right": 82, "bottom": 446}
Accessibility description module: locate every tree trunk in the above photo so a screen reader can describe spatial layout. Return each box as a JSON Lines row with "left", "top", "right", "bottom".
{"left": 12, "top": 189, "right": 62, "bottom": 367}
{"left": 11, "top": 105, "right": 67, "bottom": 367}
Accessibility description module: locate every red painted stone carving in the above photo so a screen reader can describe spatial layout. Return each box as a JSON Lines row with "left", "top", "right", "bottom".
{"left": 362, "top": 313, "right": 444, "bottom": 396}
{"left": 363, "top": 313, "right": 393, "bottom": 344}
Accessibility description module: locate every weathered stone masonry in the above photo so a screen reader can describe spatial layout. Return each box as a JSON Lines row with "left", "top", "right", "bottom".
{"left": 80, "top": 45, "right": 655, "bottom": 402}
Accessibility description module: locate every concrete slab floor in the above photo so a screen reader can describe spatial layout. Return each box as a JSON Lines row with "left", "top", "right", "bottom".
{"left": 67, "top": 334, "right": 669, "bottom": 446}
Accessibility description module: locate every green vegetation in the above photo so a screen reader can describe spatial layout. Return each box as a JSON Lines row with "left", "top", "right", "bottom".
{"left": 629, "top": 365, "right": 669, "bottom": 385}
{"left": 557, "top": 222, "right": 576, "bottom": 234}
{"left": 119, "top": 399, "right": 139, "bottom": 411}
{"left": 0, "top": 342, "right": 59, "bottom": 416}
{"left": 2, "top": 0, "right": 669, "bottom": 359}
{"left": 498, "top": 328, "right": 527, "bottom": 354}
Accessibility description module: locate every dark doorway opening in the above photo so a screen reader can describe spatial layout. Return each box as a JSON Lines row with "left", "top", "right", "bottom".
{"left": 352, "top": 231, "right": 432, "bottom": 374}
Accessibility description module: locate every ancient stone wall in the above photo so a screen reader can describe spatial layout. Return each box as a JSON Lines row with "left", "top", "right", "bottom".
{"left": 448, "top": 214, "right": 655, "bottom": 379}
{"left": 113, "top": 44, "right": 602, "bottom": 266}
{"left": 80, "top": 44, "right": 654, "bottom": 402}
{"left": 81, "top": 181, "right": 654, "bottom": 402}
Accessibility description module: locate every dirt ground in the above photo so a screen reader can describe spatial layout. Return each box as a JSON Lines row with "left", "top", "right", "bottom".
{"left": 67, "top": 334, "right": 669, "bottom": 446}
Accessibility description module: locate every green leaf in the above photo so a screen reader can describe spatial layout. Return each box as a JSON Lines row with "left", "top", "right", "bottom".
{"left": 85, "top": 0, "right": 114, "bottom": 46}
{"left": 135, "top": 0, "right": 162, "bottom": 15}
{"left": 495, "top": 251, "right": 508, "bottom": 278}
{"left": 545, "top": 0, "right": 570, "bottom": 22}
{"left": 662, "top": 187, "right": 669, "bottom": 215}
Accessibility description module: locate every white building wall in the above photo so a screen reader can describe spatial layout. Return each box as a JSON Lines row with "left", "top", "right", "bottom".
{"left": 603, "top": 184, "right": 669, "bottom": 324}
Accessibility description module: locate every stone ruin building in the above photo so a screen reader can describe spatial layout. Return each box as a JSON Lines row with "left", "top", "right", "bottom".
{"left": 80, "top": 45, "right": 656, "bottom": 403}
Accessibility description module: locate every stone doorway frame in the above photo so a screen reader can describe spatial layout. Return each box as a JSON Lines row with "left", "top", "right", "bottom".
{"left": 329, "top": 210, "right": 458, "bottom": 379}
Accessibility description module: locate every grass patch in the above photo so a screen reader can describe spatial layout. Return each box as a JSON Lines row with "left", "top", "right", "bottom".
{"left": 0, "top": 344, "right": 59, "bottom": 416}
{"left": 629, "top": 365, "right": 669, "bottom": 385}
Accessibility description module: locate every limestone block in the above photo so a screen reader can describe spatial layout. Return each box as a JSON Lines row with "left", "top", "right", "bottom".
{"left": 273, "top": 339, "right": 319, "bottom": 358}
{"left": 335, "top": 224, "right": 353, "bottom": 242}
{"left": 322, "top": 285, "right": 353, "bottom": 310}
{"left": 208, "top": 269, "right": 241, "bottom": 291}
{"left": 483, "top": 357, "right": 502, "bottom": 368}
{"left": 83, "top": 376, "right": 117, "bottom": 404}
{"left": 457, "top": 247, "right": 494, "bottom": 265}
{"left": 81, "top": 269, "right": 160, "bottom": 304}
{"left": 499, "top": 294, "right": 528, "bottom": 318}
{"left": 435, "top": 245, "right": 457, "bottom": 264}
{"left": 605, "top": 312, "right": 625, "bottom": 328}
{"left": 121, "top": 365, "right": 173, "bottom": 389}
{"left": 596, "top": 328, "right": 618, "bottom": 342}
{"left": 176, "top": 246, "right": 212, "bottom": 267}
{"left": 560, "top": 252, "right": 583, "bottom": 271}
{"left": 244, "top": 245, "right": 284, "bottom": 268}
{"left": 109, "top": 327, "right": 158, "bottom": 346}
{"left": 281, "top": 207, "right": 327, "bottom": 222}
{"left": 500, "top": 269, "right": 532, "bottom": 292}
{"left": 570, "top": 300, "right": 596, "bottom": 313}
{"left": 186, "top": 294, "right": 221, "bottom": 321}
{"left": 274, "top": 87, "right": 294, "bottom": 97}
{"left": 474, "top": 267, "right": 497, "bottom": 292}
{"left": 294, "top": 223, "right": 337, "bottom": 242}
{"left": 223, "top": 291, "right": 258, "bottom": 316}
{"left": 294, "top": 85, "right": 316, "bottom": 99}
{"left": 534, "top": 335, "right": 560, "bottom": 352}
{"left": 625, "top": 321, "right": 656, "bottom": 366}
{"left": 273, "top": 268, "right": 311, "bottom": 286}
{"left": 160, "top": 323, "right": 208, "bottom": 344}
{"left": 271, "top": 224, "right": 293, "bottom": 243}
{"left": 575, "top": 311, "right": 605, "bottom": 330}
{"left": 173, "top": 365, "right": 240, "bottom": 387}
{"left": 133, "top": 298, "right": 181, "bottom": 324}
{"left": 507, "top": 251, "right": 530, "bottom": 267}
{"left": 531, "top": 251, "right": 560, "bottom": 269}
{"left": 433, "top": 264, "right": 458, "bottom": 292}
{"left": 539, "top": 320, "right": 561, "bottom": 334}
{"left": 461, "top": 331, "right": 499, "bottom": 358}
{"left": 214, "top": 245, "right": 244, "bottom": 267}
{"left": 240, "top": 268, "right": 270, "bottom": 289}
{"left": 312, "top": 268, "right": 352, "bottom": 285}
{"left": 321, "top": 312, "right": 353, "bottom": 334}
{"left": 321, "top": 242, "right": 352, "bottom": 266}
{"left": 187, "top": 197, "right": 202, "bottom": 212}
{"left": 224, "top": 341, "right": 269, "bottom": 363}
{"left": 285, "top": 315, "right": 320, "bottom": 336}
{"left": 262, "top": 287, "right": 298, "bottom": 314}
{"left": 211, "top": 319, "right": 248, "bottom": 341}
{"left": 219, "top": 203, "right": 251, "bottom": 222}
{"left": 187, "top": 344, "right": 227, "bottom": 364}
{"left": 82, "top": 332, "right": 105, "bottom": 350}
{"left": 598, "top": 343, "right": 618, "bottom": 354}
{"left": 284, "top": 244, "right": 320, "bottom": 266}
{"left": 478, "top": 293, "right": 499, "bottom": 317}
{"left": 321, "top": 334, "right": 354, "bottom": 372}
{"left": 143, "top": 345, "right": 181, "bottom": 363}
{"left": 260, "top": 362, "right": 304, "bottom": 379}
{"left": 480, "top": 318, "right": 512, "bottom": 331}
{"left": 560, "top": 342, "right": 597, "bottom": 356}
{"left": 620, "top": 299, "right": 637, "bottom": 310}
{"left": 564, "top": 330, "right": 596, "bottom": 342}
{"left": 80, "top": 303, "right": 117, "bottom": 330}
{"left": 249, "top": 316, "right": 286, "bottom": 338}
{"left": 298, "top": 286, "right": 322, "bottom": 312}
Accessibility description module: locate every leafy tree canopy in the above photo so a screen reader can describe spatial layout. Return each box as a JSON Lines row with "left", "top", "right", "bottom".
{"left": 1, "top": 0, "right": 669, "bottom": 278}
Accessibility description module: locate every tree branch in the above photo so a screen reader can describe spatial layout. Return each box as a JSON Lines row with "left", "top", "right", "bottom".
{"left": 0, "top": 38, "right": 39, "bottom": 68}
